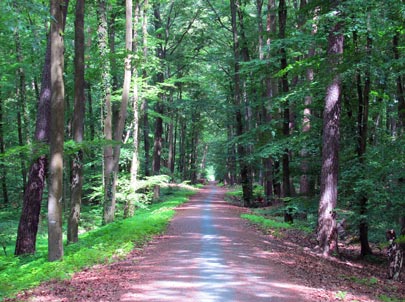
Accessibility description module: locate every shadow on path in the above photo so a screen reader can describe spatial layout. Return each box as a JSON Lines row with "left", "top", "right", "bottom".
{"left": 117, "top": 185, "right": 315, "bottom": 302}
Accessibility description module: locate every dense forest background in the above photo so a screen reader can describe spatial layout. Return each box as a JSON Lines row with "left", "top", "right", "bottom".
{"left": 0, "top": 0, "right": 404, "bottom": 261}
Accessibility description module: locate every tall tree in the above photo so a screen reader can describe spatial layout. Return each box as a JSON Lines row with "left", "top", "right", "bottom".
{"left": 279, "top": 0, "right": 291, "bottom": 198}
{"left": 0, "top": 97, "right": 8, "bottom": 204}
{"left": 317, "top": 2, "right": 344, "bottom": 257}
{"left": 152, "top": 2, "right": 166, "bottom": 200}
{"left": 48, "top": 0, "right": 66, "bottom": 261}
{"left": 15, "top": 0, "right": 69, "bottom": 256}
{"left": 98, "top": 0, "right": 115, "bottom": 225}
{"left": 68, "top": 0, "right": 85, "bottom": 244}
{"left": 230, "top": 0, "right": 252, "bottom": 207}
{"left": 141, "top": 0, "right": 151, "bottom": 177}
{"left": 353, "top": 21, "right": 373, "bottom": 256}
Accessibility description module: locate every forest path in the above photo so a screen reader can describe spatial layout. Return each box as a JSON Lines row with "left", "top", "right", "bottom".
{"left": 13, "top": 184, "right": 326, "bottom": 302}
{"left": 113, "top": 184, "right": 315, "bottom": 302}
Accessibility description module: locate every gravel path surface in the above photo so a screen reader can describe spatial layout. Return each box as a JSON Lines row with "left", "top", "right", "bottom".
{"left": 116, "top": 184, "right": 317, "bottom": 302}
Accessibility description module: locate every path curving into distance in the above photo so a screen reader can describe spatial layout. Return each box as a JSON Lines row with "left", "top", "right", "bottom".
{"left": 117, "top": 184, "right": 315, "bottom": 302}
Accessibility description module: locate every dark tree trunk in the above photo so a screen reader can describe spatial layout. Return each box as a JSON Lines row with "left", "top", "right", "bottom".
{"left": 141, "top": 0, "right": 150, "bottom": 177}
{"left": 355, "top": 30, "right": 372, "bottom": 256}
{"left": 87, "top": 84, "right": 95, "bottom": 141}
{"left": 262, "top": 0, "right": 277, "bottom": 202}
{"left": 279, "top": 0, "right": 291, "bottom": 198}
{"left": 15, "top": 0, "right": 69, "bottom": 256}
{"left": 0, "top": 98, "right": 8, "bottom": 204}
{"left": 152, "top": 102, "right": 164, "bottom": 176}
{"left": 393, "top": 32, "right": 405, "bottom": 129}
{"left": 231, "top": 0, "right": 252, "bottom": 207}
{"left": 178, "top": 116, "right": 186, "bottom": 177}
{"left": 317, "top": 11, "right": 344, "bottom": 257}
{"left": 68, "top": 0, "right": 85, "bottom": 244}
{"left": 152, "top": 3, "right": 166, "bottom": 199}
{"left": 15, "top": 30, "right": 28, "bottom": 192}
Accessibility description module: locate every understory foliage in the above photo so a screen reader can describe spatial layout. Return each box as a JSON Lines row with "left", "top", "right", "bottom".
{"left": 0, "top": 187, "right": 195, "bottom": 300}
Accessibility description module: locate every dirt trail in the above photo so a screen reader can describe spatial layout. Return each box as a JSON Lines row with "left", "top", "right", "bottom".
{"left": 116, "top": 184, "right": 317, "bottom": 302}
{"left": 13, "top": 185, "right": 325, "bottom": 301}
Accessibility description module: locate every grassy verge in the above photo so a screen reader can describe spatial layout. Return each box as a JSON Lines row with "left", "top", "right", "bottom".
{"left": 241, "top": 213, "right": 292, "bottom": 232}
{"left": 0, "top": 187, "right": 196, "bottom": 301}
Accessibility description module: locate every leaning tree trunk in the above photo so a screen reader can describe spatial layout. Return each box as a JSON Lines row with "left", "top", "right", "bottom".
{"left": 317, "top": 8, "right": 344, "bottom": 257}
{"left": 15, "top": 0, "right": 69, "bottom": 256}
{"left": 68, "top": 0, "right": 85, "bottom": 244}
{"left": 48, "top": 0, "right": 66, "bottom": 261}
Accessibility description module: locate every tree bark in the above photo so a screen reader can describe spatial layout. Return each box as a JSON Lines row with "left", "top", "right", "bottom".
{"left": 127, "top": 0, "right": 140, "bottom": 218}
{"left": 231, "top": 0, "right": 252, "bottom": 207}
{"left": 111, "top": 0, "right": 133, "bottom": 207}
{"left": 317, "top": 9, "right": 344, "bottom": 257}
{"left": 355, "top": 28, "right": 373, "bottom": 256}
{"left": 152, "top": 3, "right": 165, "bottom": 200}
{"left": 279, "top": 0, "right": 291, "bottom": 198}
{"left": 15, "top": 30, "right": 28, "bottom": 192}
{"left": 393, "top": 32, "right": 405, "bottom": 129}
{"left": 141, "top": 0, "right": 150, "bottom": 177}
{"left": 15, "top": 0, "right": 69, "bottom": 256}
{"left": 68, "top": 0, "right": 85, "bottom": 244}
{"left": 300, "top": 1, "right": 317, "bottom": 196}
{"left": 48, "top": 0, "right": 66, "bottom": 261}
{"left": 0, "top": 97, "right": 8, "bottom": 204}
{"left": 98, "top": 0, "right": 115, "bottom": 225}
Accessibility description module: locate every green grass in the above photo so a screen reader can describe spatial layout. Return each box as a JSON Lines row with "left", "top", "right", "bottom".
{"left": 0, "top": 187, "right": 195, "bottom": 301}
{"left": 241, "top": 213, "right": 292, "bottom": 230}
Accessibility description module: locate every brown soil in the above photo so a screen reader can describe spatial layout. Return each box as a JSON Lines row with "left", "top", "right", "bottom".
{"left": 6, "top": 185, "right": 405, "bottom": 302}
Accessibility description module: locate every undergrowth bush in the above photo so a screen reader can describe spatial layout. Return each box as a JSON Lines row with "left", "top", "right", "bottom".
{"left": 241, "top": 213, "right": 292, "bottom": 230}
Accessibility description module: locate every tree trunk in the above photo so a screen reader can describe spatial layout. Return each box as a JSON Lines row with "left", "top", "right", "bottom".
{"left": 15, "top": 0, "right": 69, "bottom": 256}
{"left": 261, "top": 0, "right": 278, "bottom": 202}
{"left": 279, "top": 0, "right": 291, "bottom": 198}
{"left": 127, "top": 0, "right": 140, "bottom": 218}
{"left": 112, "top": 0, "right": 133, "bottom": 194}
{"left": 68, "top": 0, "right": 85, "bottom": 244}
{"left": 152, "top": 3, "right": 165, "bottom": 200}
{"left": 0, "top": 97, "right": 8, "bottom": 204}
{"left": 48, "top": 0, "right": 66, "bottom": 261}
{"left": 355, "top": 29, "right": 372, "bottom": 256}
{"left": 393, "top": 32, "right": 405, "bottom": 129}
{"left": 98, "top": 0, "right": 115, "bottom": 225}
{"left": 231, "top": 0, "right": 252, "bottom": 207}
{"left": 15, "top": 30, "right": 28, "bottom": 192}
{"left": 317, "top": 10, "right": 344, "bottom": 257}
{"left": 300, "top": 1, "right": 317, "bottom": 196}
{"left": 178, "top": 116, "right": 186, "bottom": 177}
{"left": 141, "top": 0, "right": 150, "bottom": 177}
